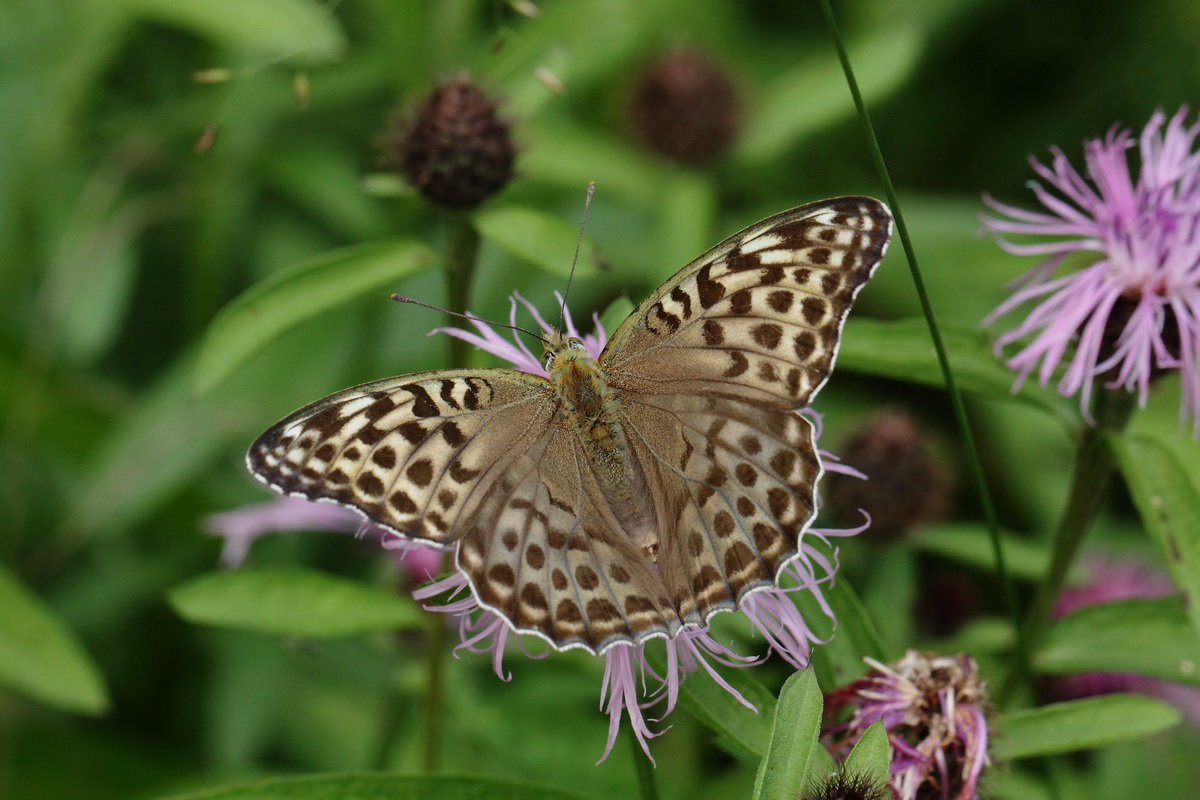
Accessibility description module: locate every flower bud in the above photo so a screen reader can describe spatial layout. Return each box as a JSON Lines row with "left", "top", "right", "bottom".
{"left": 385, "top": 78, "right": 515, "bottom": 209}
{"left": 825, "top": 408, "right": 949, "bottom": 540}
{"left": 627, "top": 49, "right": 740, "bottom": 166}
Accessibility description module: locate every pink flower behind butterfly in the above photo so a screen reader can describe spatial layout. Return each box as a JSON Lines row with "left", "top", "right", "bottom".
{"left": 426, "top": 293, "right": 868, "bottom": 762}
{"left": 983, "top": 108, "right": 1200, "bottom": 432}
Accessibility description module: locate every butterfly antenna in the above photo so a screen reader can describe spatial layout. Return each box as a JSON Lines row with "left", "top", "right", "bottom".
{"left": 558, "top": 181, "right": 596, "bottom": 333}
{"left": 390, "top": 294, "right": 549, "bottom": 347}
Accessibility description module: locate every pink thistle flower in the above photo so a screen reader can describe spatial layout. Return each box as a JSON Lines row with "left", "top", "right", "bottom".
{"left": 983, "top": 107, "right": 1200, "bottom": 432}
{"left": 824, "top": 651, "right": 990, "bottom": 800}
{"left": 1050, "top": 555, "right": 1200, "bottom": 723}
{"left": 205, "top": 495, "right": 444, "bottom": 580}
{"left": 423, "top": 293, "right": 869, "bottom": 761}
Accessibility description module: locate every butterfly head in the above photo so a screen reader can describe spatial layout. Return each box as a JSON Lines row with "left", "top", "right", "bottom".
{"left": 541, "top": 329, "right": 590, "bottom": 376}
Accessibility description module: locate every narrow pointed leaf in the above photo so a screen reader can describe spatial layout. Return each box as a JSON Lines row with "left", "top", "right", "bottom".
{"left": 752, "top": 669, "right": 823, "bottom": 800}
{"left": 169, "top": 567, "right": 422, "bottom": 638}
{"left": 1112, "top": 433, "right": 1200, "bottom": 637}
{"left": 193, "top": 239, "right": 434, "bottom": 394}
{"left": 0, "top": 565, "right": 109, "bottom": 715}
{"left": 1037, "top": 596, "right": 1200, "bottom": 685}
{"left": 994, "top": 695, "right": 1180, "bottom": 759}
{"left": 472, "top": 206, "right": 598, "bottom": 277}
{"left": 843, "top": 720, "right": 890, "bottom": 787}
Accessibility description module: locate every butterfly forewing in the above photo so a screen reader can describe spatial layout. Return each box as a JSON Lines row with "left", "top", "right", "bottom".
{"left": 602, "top": 197, "right": 891, "bottom": 408}
{"left": 247, "top": 370, "right": 555, "bottom": 543}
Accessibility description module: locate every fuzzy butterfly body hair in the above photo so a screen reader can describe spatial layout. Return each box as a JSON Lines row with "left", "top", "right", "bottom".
{"left": 247, "top": 197, "right": 892, "bottom": 653}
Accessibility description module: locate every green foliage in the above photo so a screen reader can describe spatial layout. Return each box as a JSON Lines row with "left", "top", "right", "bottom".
{"left": 153, "top": 773, "right": 591, "bottom": 800}
{"left": 168, "top": 567, "right": 424, "bottom": 638}
{"left": 752, "top": 669, "right": 823, "bottom": 800}
{"left": 0, "top": 565, "right": 109, "bottom": 715}
{"left": 995, "top": 695, "right": 1181, "bottom": 759}
{"left": 842, "top": 721, "right": 890, "bottom": 789}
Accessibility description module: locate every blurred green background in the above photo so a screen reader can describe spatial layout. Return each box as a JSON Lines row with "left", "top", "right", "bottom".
{"left": 2, "top": 1, "right": 1199, "bottom": 798}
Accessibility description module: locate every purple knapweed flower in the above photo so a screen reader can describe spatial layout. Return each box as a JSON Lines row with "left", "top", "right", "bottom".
{"left": 983, "top": 107, "right": 1200, "bottom": 432}
{"left": 1051, "top": 555, "right": 1200, "bottom": 723}
{"left": 824, "top": 650, "right": 990, "bottom": 800}
{"left": 205, "top": 495, "right": 444, "bottom": 580}
{"left": 420, "top": 293, "right": 869, "bottom": 762}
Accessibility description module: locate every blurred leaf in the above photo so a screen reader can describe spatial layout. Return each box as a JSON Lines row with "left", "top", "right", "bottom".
{"left": 472, "top": 206, "right": 598, "bottom": 277}
{"left": 803, "top": 576, "right": 889, "bottom": 690}
{"left": 193, "top": 239, "right": 434, "bottom": 394}
{"left": 0, "top": 564, "right": 108, "bottom": 715}
{"left": 655, "top": 170, "right": 717, "bottom": 277}
{"left": 995, "top": 695, "right": 1180, "bottom": 759}
{"left": 264, "top": 140, "right": 389, "bottom": 241}
{"left": 118, "top": 0, "right": 345, "bottom": 63}
{"left": 752, "top": 669, "right": 822, "bottom": 800}
{"left": 168, "top": 567, "right": 422, "bottom": 638}
{"left": 598, "top": 296, "right": 635, "bottom": 337}
{"left": 1112, "top": 432, "right": 1200, "bottom": 637}
{"left": 58, "top": 245, "right": 138, "bottom": 364}
{"left": 154, "top": 773, "right": 591, "bottom": 800}
{"left": 1037, "top": 597, "right": 1200, "bottom": 686}
{"left": 842, "top": 720, "right": 890, "bottom": 788}
{"left": 837, "top": 317, "right": 1076, "bottom": 424}
{"left": 661, "top": 649, "right": 777, "bottom": 761}
{"left": 521, "top": 120, "right": 669, "bottom": 206}
{"left": 737, "top": 25, "right": 921, "bottom": 164}
{"left": 912, "top": 524, "right": 1050, "bottom": 580}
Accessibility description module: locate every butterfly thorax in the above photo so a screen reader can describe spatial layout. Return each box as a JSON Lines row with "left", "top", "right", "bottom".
{"left": 543, "top": 332, "right": 659, "bottom": 559}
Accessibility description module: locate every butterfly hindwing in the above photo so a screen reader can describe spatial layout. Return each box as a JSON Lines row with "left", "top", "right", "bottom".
{"left": 457, "top": 423, "right": 681, "bottom": 651}
{"left": 247, "top": 369, "right": 555, "bottom": 543}
{"left": 602, "top": 197, "right": 891, "bottom": 408}
{"left": 620, "top": 393, "right": 819, "bottom": 625}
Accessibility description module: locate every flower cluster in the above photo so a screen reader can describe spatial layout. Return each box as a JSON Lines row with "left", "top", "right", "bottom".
{"left": 211, "top": 294, "right": 869, "bottom": 762}
{"left": 983, "top": 107, "right": 1200, "bottom": 432}
{"left": 824, "top": 651, "right": 990, "bottom": 800}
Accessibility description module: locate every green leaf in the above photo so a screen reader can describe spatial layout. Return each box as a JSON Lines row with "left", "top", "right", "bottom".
{"left": 193, "top": 239, "right": 434, "bottom": 394}
{"left": 152, "top": 773, "right": 591, "bottom": 800}
{"left": 737, "top": 25, "right": 921, "bottom": 164}
{"left": 802, "top": 575, "right": 889, "bottom": 690}
{"left": 995, "top": 695, "right": 1180, "bottom": 759}
{"left": 657, "top": 648, "right": 777, "bottom": 761}
{"left": 472, "top": 206, "right": 598, "bottom": 277}
{"left": 912, "top": 524, "right": 1051, "bottom": 580}
{"left": 0, "top": 564, "right": 109, "bottom": 715}
{"left": 118, "top": 0, "right": 345, "bottom": 63}
{"left": 168, "top": 567, "right": 423, "bottom": 638}
{"left": 837, "top": 317, "right": 1075, "bottom": 424}
{"left": 1037, "top": 597, "right": 1200, "bottom": 685}
{"left": 843, "top": 720, "right": 890, "bottom": 788}
{"left": 598, "top": 296, "right": 635, "bottom": 337}
{"left": 752, "top": 670, "right": 823, "bottom": 800}
{"left": 1112, "top": 432, "right": 1200, "bottom": 637}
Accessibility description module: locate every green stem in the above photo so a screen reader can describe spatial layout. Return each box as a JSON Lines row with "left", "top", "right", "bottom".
{"left": 631, "top": 731, "right": 660, "bottom": 800}
{"left": 999, "top": 389, "right": 1135, "bottom": 701}
{"left": 445, "top": 213, "right": 481, "bottom": 366}
{"left": 818, "top": 0, "right": 1027, "bottom": 685}
{"left": 420, "top": 609, "right": 448, "bottom": 773}
{"left": 370, "top": 637, "right": 406, "bottom": 770}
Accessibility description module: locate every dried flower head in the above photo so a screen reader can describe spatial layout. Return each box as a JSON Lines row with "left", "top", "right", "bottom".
{"left": 627, "top": 49, "right": 740, "bottom": 166}
{"left": 384, "top": 77, "right": 515, "bottom": 208}
{"left": 825, "top": 408, "right": 949, "bottom": 540}
{"left": 983, "top": 107, "right": 1200, "bottom": 432}
{"left": 825, "top": 651, "right": 990, "bottom": 800}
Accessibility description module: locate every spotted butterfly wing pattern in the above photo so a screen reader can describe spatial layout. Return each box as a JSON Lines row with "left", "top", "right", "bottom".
{"left": 247, "top": 196, "right": 892, "bottom": 653}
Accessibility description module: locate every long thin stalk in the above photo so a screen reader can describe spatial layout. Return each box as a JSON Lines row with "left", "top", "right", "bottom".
{"left": 631, "top": 731, "right": 660, "bottom": 800}
{"left": 818, "top": 0, "right": 1028, "bottom": 688}
{"left": 420, "top": 609, "right": 448, "bottom": 772}
{"left": 445, "top": 213, "right": 481, "bottom": 368}
{"left": 998, "top": 389, "right": 1135, "bottom": 701}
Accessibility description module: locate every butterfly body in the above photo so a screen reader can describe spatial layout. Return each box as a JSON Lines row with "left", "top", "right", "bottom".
{"left": 248, "top": 197, "right": 892, "bottom": 653}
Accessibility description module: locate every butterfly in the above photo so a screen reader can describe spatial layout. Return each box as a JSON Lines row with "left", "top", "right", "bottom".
{"left": 247, "top": 197, "right": 892, "bottom": 653}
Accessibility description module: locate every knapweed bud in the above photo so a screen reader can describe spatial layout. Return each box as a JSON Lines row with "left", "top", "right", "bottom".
{"left": 825, "top": 408, "right": 949, "bottom": 540}
{"left": 802, "top": 771, "right": 889, "bottom": 800}
{"left": 385, "top": 78, "right": 515, "bottom": 209}
{"left": 627, "top": 49, "right": 740, "bottom": 166}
